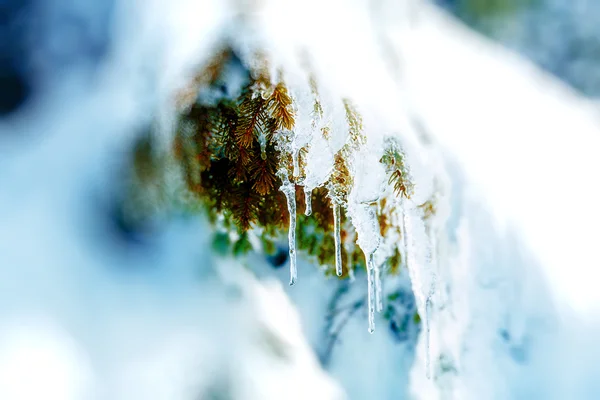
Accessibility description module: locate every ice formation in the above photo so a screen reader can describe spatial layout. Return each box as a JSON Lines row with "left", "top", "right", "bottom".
{"left": 375, "top": 263, "right": 383, "bottom": 313}
{"left": 365, "top": 252, "right": 377, "bottom": 334}
{"left": 304, "top": 188, "right": 313, "bottom": 216}
{"left": 169, "top": 11, "right": 431, "bottom": 335}
{"left": 278, "top": 169, "right": 298, "bottom": 286}
{"left": 333, "top": 203, "right": 342, "bottom": 277}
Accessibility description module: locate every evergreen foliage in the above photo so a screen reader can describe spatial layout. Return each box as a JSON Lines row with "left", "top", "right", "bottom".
{"left": 133, "top": 47, "right": 432, "bottom": 278}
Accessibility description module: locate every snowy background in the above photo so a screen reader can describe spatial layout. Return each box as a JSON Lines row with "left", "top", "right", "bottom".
{"left": 437, "top": 0, "right": 600, "bottom": 97}
{"left": 1, "top": 0, "right": 600, "bottom": 399}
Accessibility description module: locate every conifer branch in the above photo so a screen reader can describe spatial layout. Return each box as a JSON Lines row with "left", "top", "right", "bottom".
{"left": 235, "top": 89, "right": 268, "bottom": 148}
{"left": 267, "top": 83, "right": 295, "bottom": 131}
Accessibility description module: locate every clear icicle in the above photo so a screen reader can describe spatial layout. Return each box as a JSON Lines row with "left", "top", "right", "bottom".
{"left": 286, "top": 192, "right": 297, "bottom": 285}
{"left": 279, "top": 174, "right": 297, "bottom": 285}
{"left": 375, "top": 263, "right": 383, "bottom": 312}
{"left": 304, "top": 188, "right": 312, "bottom": 216}
{"left": 333, "top": 203, "right": 342, "bottom": 276}
{"left": 366, "top": 252, "right": 376, "bottom": 333}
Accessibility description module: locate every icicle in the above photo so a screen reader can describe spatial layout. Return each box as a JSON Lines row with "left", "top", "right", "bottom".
{"left": 402, "top": 196, "right": 436, "bottom": 379}
{"left": 286, "top": 191, "right": 297, "bottom": 285}
{"left": 350, "top": 202, "right": 381, "bottom": 332}
{"left": 366, "top": 252, "right": 376, "bottom": 333}
{"left": 375, "top": 263, "right": 383, "bottom": 312}
{"left": 292, "top": 148, "right": 300, "bottom": 178}
{"left": 279, "top": 172, "right": 297, "bottom": 285}
{"left": 425, "top": 296, "right": 432, "bottom": 379}
{"left": 304, "top": 188, "right": 313, "bottom": 216}
{"left": 401, "top": 204, "right": 410, "bottom": 270}
{"left": 333, "top": 203, "right": 342, "bottom": 276}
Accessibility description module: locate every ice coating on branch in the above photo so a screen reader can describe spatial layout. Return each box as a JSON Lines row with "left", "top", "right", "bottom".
{"left": 348, "top": 202, "right": 381, "bottom": 256}
{"left": 299, "top": 80, "right": 339, "bottom": 192}
{"left": 302, "top": 133, "right": 334, "bottom": 190}
{"left": 304, "top": 188, "right": 313, "bottom": 216}
{"left": 279, "top": 169, "right": 297, "bottom": 286}
{"left": 292, "top": 148, "right": 300, "bottom": 178}
{"left": 351, "top": 148, "right": 387, "bottom": 205}
{"left": 333, "top": 203, "right": 342, "bottom": 276}
{"left": 287, "top": 81, "right": 313, "bottom": 180}
{"left": 326, "top": 98, "right": 353, "bottom": 154}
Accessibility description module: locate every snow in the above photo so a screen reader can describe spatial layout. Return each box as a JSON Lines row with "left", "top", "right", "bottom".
{"left": 401, "top": 3, "right": 600, "bottom": 318}
{"left": 3, "top": 0, "right": 600, "bottom": 399}
{"left": 0, "top": 319, "right": 92, "bottom": 400}
{"left": 0, "top": 0, "right": 342, "bottom": 398}
{"left": 396, "top": 4, "right": 600, "bottom": 398}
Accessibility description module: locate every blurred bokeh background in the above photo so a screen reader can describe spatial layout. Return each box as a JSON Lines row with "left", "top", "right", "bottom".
{"left": 4, "top": 0, "right": 600, "bottom": 117}
{"left": 436, "top": 0, "right": 600, "bottom": 96}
